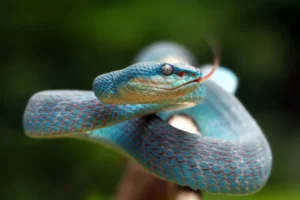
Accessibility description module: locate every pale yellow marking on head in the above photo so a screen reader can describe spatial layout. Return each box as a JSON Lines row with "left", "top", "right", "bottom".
{"left": 118, "top": 85, "right": 174, "bottom": 104}
{"left": 129, "top": 76, "right": 183, "bottom": 90}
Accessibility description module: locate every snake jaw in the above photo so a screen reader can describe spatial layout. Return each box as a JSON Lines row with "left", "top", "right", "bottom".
{"left": 160, "top": 77, "right": 201, "bottom": 91}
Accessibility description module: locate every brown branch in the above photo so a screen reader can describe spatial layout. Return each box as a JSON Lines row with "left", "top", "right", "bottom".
{"left": 114, "top": 160, "right": 202, "bottom": 200}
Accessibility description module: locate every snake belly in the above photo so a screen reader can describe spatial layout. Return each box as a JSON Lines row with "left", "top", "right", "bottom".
{"left": 23, "top": 42, "right": 272, "bottom": 195}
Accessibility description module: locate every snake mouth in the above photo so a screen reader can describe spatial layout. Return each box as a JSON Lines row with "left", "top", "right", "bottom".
{"left": 162, "top": 77, "right": 201, "bottom": 90}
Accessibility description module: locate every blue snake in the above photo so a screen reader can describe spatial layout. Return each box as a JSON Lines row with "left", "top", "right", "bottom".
{"left": 23, "top": 41, "right": 272, "bottom": 195}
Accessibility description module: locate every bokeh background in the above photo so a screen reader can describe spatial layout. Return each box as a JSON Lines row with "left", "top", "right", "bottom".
{"left": 2, "top": 0, "right": 300, "bottom": 199}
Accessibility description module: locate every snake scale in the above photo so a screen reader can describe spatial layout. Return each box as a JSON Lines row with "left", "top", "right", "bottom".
{"left": 23, "top": 41, "right": 272, "bottom": 195}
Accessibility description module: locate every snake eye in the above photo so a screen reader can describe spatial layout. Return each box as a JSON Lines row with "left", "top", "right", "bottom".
{"left": 161, "top": 64, "right": 174, "bottom": 76}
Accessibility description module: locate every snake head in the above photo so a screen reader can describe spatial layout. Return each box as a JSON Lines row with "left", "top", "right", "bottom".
{"left": 93, "top": 62, "right": 203, "bottom": 104}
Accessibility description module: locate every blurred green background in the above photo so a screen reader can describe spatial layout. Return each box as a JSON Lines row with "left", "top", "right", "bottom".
{"left": 1, "top": 0, "right": 300, "bottom": 199}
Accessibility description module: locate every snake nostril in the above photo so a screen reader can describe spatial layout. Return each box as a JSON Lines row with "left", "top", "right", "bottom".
{"left": 192, "top": 74, "right": 196, "bottom": 77}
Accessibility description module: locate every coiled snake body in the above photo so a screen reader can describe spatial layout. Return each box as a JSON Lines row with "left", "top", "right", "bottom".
{"left": 23, "top": 42, "right": 272, "bottom": 195}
